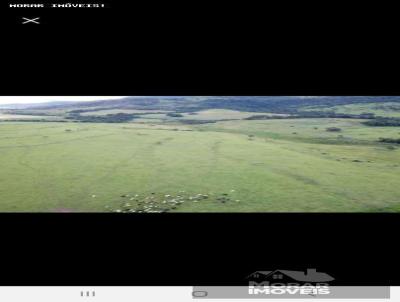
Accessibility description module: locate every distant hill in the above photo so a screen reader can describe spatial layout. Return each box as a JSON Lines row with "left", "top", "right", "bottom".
{"left": 29, "top": 96, "right": 400, "bottom": 114}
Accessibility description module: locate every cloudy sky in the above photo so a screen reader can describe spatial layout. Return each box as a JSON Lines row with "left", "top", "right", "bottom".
{"left": 0, "top": 96, "right": 127, "bottom": 105}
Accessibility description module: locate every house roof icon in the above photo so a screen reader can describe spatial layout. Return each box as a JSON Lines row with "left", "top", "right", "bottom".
{"left": 248, "top": 269, "right": 334, "bottom": 282}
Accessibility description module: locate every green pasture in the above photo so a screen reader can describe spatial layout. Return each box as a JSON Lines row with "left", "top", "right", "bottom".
{"left": 0, "top": 118, "right": 399, "bottom": 212}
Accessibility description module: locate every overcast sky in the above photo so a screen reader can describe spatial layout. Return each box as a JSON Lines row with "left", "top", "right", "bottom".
{"left": 0, "top": 96, "right": 127, "bottom": 105}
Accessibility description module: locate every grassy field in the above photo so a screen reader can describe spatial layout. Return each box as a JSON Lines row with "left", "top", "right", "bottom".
{"left": 197, "top": 118, "right": 400, "bottom": 144}
{"left": 81, "top": 109, "right": 287, "bottom": 122}
{"left": 179, "top": 109, "right": 288, "bottom": 120}
{"left": 80, "top": 109, "right": 170, "bottom": 116}
{"left": 0, "top": 118, "right": 400, "bottom": 212}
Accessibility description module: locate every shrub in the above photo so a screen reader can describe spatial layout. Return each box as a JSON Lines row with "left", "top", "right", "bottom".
{"left": 363, "top": 118, "right": 400, "bottom": 127}
{"left": 166, "top": 113, "right": 183, "bottom": 117}
{"left": 326, "top": 127, "right": 342, "bottom": 132}
{"left": 378, "top": 137, "right": 400, "bottom": 144}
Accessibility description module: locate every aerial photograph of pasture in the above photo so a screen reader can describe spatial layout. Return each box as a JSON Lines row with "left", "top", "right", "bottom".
{"left": 0, "top": 96, "right": 400, "bottom": 212}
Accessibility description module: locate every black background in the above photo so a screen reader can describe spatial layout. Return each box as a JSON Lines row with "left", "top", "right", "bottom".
{"left": 0, "top": 213, "right": 398, "bottom": 285}
{"left": 1, "top": 1, "right": 400, "bottom": 286}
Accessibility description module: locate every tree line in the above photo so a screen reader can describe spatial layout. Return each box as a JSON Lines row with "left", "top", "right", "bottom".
{"left": 362, "top": 117, "right": 400, "bottom": 127}
{"left": 66, "top": 113, "right": 138, "bottom": 123}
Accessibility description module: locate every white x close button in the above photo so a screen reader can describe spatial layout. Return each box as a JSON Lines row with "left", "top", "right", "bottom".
{"left": 22, "top": 17, "right": 40, "bottom": 24}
